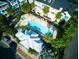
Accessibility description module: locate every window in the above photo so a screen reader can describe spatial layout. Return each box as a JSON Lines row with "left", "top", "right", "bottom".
{"left": 2, "top": 10, "right": 4, "bottom": 12}
{"left": 5, "top": 14, "right": 7, "bottom": 16}
{"left": 5, "top": 4, "right": 7, "bottom": 5}
{"left": 2, "top": 5, "right": 5, "bottom": 7}
{"left": 51, "top": 12, "right": 54, "bottom": 14}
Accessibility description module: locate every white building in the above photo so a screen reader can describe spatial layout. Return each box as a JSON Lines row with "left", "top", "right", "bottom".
{"left": 0, "top": 0, "right": 34, "bottom": 17}
{"left": 0, "top": 1, "right": 9, "bottom": 17}
{"left": 34, "top": 1, "right": 71, "bottom": 24}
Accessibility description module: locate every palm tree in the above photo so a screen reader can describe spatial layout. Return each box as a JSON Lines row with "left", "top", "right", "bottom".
{"left": 0, "top": 15, "right": 16, "bottom": 36}
{"left": 55, "top": 12, "right": 62, "bottom": 23}
{"left": 43, "top": 33, "right": 53, "bottom": 43}
{"left": 27, "top": 0, "right": 35, "bottom": 12}
{"left": 42, "top": 6, "right": 49, "bottom": 14}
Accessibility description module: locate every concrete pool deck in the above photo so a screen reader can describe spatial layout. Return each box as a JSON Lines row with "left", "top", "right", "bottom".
{"left": 16, "top": 14, "right": 48, "bottom": 27}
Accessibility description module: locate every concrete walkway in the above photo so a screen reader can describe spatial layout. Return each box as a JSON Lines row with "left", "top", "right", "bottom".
{"left": 18, "top": 44, "right": 39, "bottom": 59}
{"left": 17, "top": 46, "right": 32, "bottom": 59}
{"left": 16, "top": 14, "right": 48, "bottom": 27}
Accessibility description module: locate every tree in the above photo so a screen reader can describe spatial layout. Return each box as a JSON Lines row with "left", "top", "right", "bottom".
{"left": 51, "top": 18, "right": 77, "bottom": 49}
{"left": 43, "top": 33, "right": 53, "bottom": 43}
{"left": 0, "top": 15, "right": 16, "bottom": 36}
{"left": 41, "top": 18, "right": 77, "bottom": 57}
{"left": 6, "top": 7, "right": 16, "bottom": 15}
{"left": 15, "top": 16, "right": 20, "bottom": 23}
{"left": 28, "top": 48, "right": 38, "bottom": 55}
{"left": 43, "top": 6, "right": 49, "bottom": 14}
{"left": 55, "top": 12, "right": 62, "bottom": 22}
{"left": 18, "top": 25, "right": 29, "bottom": 30}
{"left": 21, "top": 3, "right": 30, "bottom": 13}
{"left": 30, "top": 2, "right": 36, "bottom": 9}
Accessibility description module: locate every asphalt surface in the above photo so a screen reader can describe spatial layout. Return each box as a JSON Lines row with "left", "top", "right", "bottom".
{"left": 0, "top": 40, "right": 22, "bottom": 59}
{"left": 63, "top": 29, "right": 78, "bottom": 59}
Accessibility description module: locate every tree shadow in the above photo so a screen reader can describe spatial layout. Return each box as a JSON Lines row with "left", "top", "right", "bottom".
{"left": 4, "top": 36, "right": 11, "bottom": 41}
{"left": 0, "top": 41, "right": 22, "bottom": 59}
{"left": 9, "top": 41, "right": 17, "bottom": 53}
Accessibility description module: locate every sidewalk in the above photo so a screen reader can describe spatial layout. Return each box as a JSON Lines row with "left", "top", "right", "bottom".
{"left": 17, "top": 44, "right": 39, "bottom": 59}
{"left": 17, "top": 47, "right": 32, "bottom": 59}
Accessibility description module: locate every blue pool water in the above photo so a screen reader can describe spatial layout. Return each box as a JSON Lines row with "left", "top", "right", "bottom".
{"left": 28, "top": 20, "right": 53, "bottom": 35}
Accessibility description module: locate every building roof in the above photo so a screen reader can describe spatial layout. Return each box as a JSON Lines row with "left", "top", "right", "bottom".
{"left": 0, "top": 1, "right": 7, "bottom": 6}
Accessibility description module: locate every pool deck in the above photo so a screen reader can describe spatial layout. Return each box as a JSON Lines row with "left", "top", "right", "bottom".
{"left": 16, "top": 14, "right": 48, "bottom": 27}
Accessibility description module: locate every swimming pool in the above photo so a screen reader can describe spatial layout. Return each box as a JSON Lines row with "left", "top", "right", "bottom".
{"left": 28, "top": 20, "right": 53, "bottom": 35}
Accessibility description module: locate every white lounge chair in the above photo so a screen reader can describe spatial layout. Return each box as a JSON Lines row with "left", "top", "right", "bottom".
{"left": 30, "top": 34, "right": 39, "bottom": 37}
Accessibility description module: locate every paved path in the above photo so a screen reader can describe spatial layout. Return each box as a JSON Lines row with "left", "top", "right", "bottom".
{"left": 17, "top": 47, "right": 32, "bottom": 59}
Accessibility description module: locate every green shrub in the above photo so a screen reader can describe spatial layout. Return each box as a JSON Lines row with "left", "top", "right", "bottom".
{"left": 51, "top": 18, "right": 77, "bottom": 49}
{"left": 19, "top": 25, "right": 29, "bottom": 30}
{"left": 28, "top": 48, "right": 38, "bottom": 54}
{"left": 16, "top": 38, "right": 20, "bottom": 43}
{"left": 6, "top": 7, "right": 16, "bottom": 15}
{"left": 21, "top": 3, "right": 30, "bottom": 13}
{"left": 30, "top": 2, "right": 36, "bottom": 9}
{"left": 55, "top": 12, "right": 62, "bottom": 20}
{"left": 43, "top": 33, "right": 53, "bottom": 43}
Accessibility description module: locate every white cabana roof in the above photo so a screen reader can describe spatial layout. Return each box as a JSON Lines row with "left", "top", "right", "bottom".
{"left": 30, "top": 34, "right": 39, "bottom": 37}
{"left": 60, "top": 11, "right": 71, "bottom": 22}
{"left": 61, "top": 13, "right": 65, "bottom": 20}
{"left": 15, "top": 32, "right": 26, "bottom": 41}
{"left": 16, "top": 31, "right": 44, "bottom": 52}
{"left": 31, "top": 38, "right": 40, "bottom": 41}
{"left": 33, "top": 40, "right": 43, "bottom": 52}
{"left": 20, "top": 40, "right": 29, "bottom": 49}
{"left": 53, "top": 30, "right": 57, "bottom": 39}
{"left": 64, "top": 11, "right": 71, "bottom": 21}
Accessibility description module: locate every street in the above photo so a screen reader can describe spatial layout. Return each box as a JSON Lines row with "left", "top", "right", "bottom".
{"left": 0, "top": 40, "right": 22, "bottom": 59}
{"left": 63, "top": 29, "right": 78, "bottom": 59}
